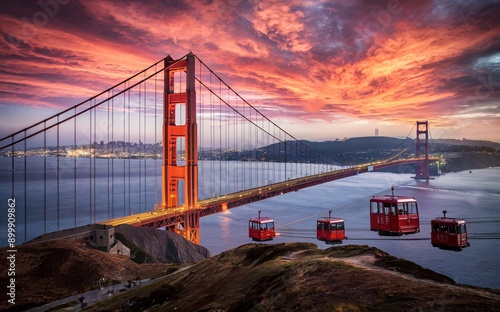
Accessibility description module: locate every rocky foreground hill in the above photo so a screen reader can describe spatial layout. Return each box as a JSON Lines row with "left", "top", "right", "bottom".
{"left": 0, "top": 226, "right": 211, "bottom": 312}
{"left": 115, "top": 224, "right": 211, "bottom": 264}
{"left": 85, "top": 242, "right": 500, "bottom": 312}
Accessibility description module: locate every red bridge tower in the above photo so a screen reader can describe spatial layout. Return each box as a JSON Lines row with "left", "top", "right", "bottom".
{"left": 414, "top": 121, "right": 431, "bottom": 180}
{"left": 160, "top": 52, "right": 200, "bottom": 243}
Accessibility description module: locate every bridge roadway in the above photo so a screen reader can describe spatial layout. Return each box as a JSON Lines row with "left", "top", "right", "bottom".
{"left": 99, "top": 157, "right": 439, "bottom": 229}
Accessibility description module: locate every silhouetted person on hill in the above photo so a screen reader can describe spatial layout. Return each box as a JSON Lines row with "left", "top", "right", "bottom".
{"left": 78, "top": 295, "right": 87, "bottom": 308}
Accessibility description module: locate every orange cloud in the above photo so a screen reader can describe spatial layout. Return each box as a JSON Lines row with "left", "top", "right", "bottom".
{"left": 0, "top": 0, "right": 499, "bottom": 141}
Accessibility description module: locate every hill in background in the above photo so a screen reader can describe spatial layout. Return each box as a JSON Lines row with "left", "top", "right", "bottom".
{"left": 200, "top": 136, "right": 500, "bottom": 173}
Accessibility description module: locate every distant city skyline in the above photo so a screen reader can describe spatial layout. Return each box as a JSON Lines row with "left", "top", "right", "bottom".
{"left": 1, "top": 1, "right": 499, "bottom": 143}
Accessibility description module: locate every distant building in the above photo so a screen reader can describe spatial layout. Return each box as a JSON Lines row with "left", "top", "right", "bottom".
{"left": 29, "top": 224, "right": 130, "bottom": 257}
{"left": 375, "top": 129, "right": 379, "bottom": 136}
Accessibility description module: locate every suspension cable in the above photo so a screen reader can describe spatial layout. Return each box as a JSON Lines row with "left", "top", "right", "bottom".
{"left": 194, "top": 54, "right": 347, "bottom": 167}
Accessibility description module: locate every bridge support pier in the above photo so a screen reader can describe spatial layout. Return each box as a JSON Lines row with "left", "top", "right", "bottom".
{"left": 174, "top": 211, "right": 200, "bottom": 245}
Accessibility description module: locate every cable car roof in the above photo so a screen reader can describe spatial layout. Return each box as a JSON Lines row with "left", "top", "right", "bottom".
{"left": 370, "top": 195, "right": 416, "bottom": 202}
{"left": 249, "top": 217, "right": 274, "bottom": 223}
{"left": 431, "top": 217, "right": 466, "bottom": 224}
{"left": 317, "top": 217, "right": 344, "bottom": 223}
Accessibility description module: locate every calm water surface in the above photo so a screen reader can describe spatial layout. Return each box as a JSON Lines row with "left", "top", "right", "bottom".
{"left": 1, "top": 157, "right": 499, "bottom": 290}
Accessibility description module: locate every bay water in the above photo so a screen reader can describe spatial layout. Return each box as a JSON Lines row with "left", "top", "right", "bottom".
{"left": 1, "top": 157, "right": 499, "bottom": 290}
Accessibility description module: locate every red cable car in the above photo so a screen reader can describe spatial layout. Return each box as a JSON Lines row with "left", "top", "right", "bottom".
{"left": 317, "top": 210, "right": 346, "bottom": 244}
{"left": 249, "top": 210, "right": 276, "bottom": 241}
{"left": 431, "top": 210, "right": 470, "bottom": 251}
{"left": 370, "top": 186, "right": 420, "bottom": 236}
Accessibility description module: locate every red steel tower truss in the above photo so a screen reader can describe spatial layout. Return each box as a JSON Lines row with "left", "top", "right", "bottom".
{"left": 160, "top": 52, "right": 200, "bottom": 243}
{"left": 414, "top": 121, "right": 430, "bottom": 180}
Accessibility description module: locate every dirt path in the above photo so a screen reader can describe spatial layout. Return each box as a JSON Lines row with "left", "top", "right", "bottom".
{"left": 342, "top": 254, "right": 500, "bottom": 301}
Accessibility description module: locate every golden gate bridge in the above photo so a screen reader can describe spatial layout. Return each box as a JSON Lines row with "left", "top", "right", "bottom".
{"left": 0, "top": 52, "right": 439, "bottom": 244}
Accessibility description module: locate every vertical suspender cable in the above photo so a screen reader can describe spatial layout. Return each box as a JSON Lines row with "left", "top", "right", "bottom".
{"left": 309, "top": 146, "right": 312, "bottom": 175}
{"left": 74, "top": 108, "right": 77, "bottom": 227}
{"left": 267, "top": 119, "right": 270, "bottom": 184}
{"left": 241, "top": 99, "right": 244, "bottom": 190}
{"left": 127, "top": 85, "right": 131, "bottom": 216}
{"left": 219, "top": 80, "right": 222, "bottom": 197}
{"left": 93, "top": 101, "right": 97, "bottom": 223}
{"left": 154, "top": 67, "right": 158, "bottom": 206}
{"left": 235, "top": 93, "right": 238, "bottom": 192}
{"left": 198, "top": 61, "right": 203, "bottom": 200}
{"left": 225, "top": 86, "right": 229, "bottom": 194}
{"left": 24, "top": 130, "right": 27, "bottom": 241}
{"left": 264, "top": 117, "right": 267, "bottom": 184}
{"left": 123, "top": 82, "right": 127, "bottom": 216}
{"left": 255, "top": 110, "right": 258, "bottom": 187}
{"left": 210, "top": 70, "right": 214, "bottom": 197}
{"left": 198, "top": 60, "right": 202, "bottom": 200}
{"left": 143, "top": 77, "right": 146, "bottom": 211}
{"left": 256, "top": 112, "right": 259, "bottom": 187}
{"left": 111, "top": 91, "right": 115, "bottom": 217}
{"left": 274, "top": 126, "right": 277, "bottom": 183}
{"left": 43, "top": 122, "right": 47, "bottom": 233}
{"left": 10, "top": 136, "right": 14, "bottom": 196}
{"left": 295, "top": 140, "right": 298, "bottom": 177}
{"left": 229, "top": 88, "right": 232, "bottom": 193}
{"left": 138, "top": 82, "right": 141, "bottom": 212}
{"left": 57, "top": 118, "right": 60, "bottom": 230}
{"left": 89, "top": 101, "right": 92, "bottom": 224}
{"left": 88, "top": 106, "right": 92, "bottom": 223}
{"left": 107, "top": 93, "right": 111, "bottom": 220}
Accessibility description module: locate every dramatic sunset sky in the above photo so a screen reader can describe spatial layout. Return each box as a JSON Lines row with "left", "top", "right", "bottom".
{"left": 1, "top": 0, "right": 499, "bottom": 142}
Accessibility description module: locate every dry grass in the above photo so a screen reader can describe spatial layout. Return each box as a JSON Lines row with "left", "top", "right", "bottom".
{"left": 84, "top": 243, "right": 500, "bottom": 312}
{"left": 0, "top": 239, "right": 174, "bottom": 311}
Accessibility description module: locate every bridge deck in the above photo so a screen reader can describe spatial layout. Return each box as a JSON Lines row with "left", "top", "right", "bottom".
{"left": 98, "top": 157, "right": 439, "bottom": 229}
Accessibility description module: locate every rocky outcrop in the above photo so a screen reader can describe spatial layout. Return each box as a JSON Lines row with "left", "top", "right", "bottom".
{"left": 114, "top": 224, "right": 211, "bottom": 264}
{"left": 0, "top": 239, "right": 169, "bottom": 312}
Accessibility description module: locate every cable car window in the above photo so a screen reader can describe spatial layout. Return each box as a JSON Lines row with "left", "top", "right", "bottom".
{"left": 383, "top": 203, "right": 390, "bottom": 215}
{"left": 329, "top": 223, "right": 337, "bottom": 231}
{"left": 408, "top": 202, "right": 417, "bottom": 214}
{"left": 253, "top": 222, "right": 259, "bottom": 230}
{"left": 260, "top": 223, "right": 268, "bottom": 230}
{"left": 371, "top": 202, "right": 378, "bottom": 213}
{"left": 337, "top": 222, "right": 345, "bottom": 231}
{"left": 460, "top": 224, "right": 466, "bottom": 234}
{"left": 317, "top": 222, "right": 324, "bottom": 230}
{"left": 450, "top": 225, "right": 457, "bottom": 234}
{"left": 433, "top": 223, "right": 439, "bottom": 233}
{"left": 398, "top": 203, "right": 405, "bottom": 215}
{"left": 268, "top": 222, "right": 274, "bottom": 229}
{"left": 390, "top": 206, "right": 396, "bottom": 216}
